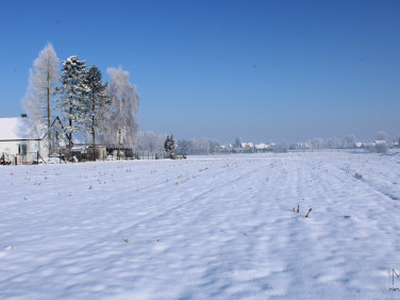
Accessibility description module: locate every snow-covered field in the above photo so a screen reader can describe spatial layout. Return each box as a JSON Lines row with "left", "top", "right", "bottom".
{"left": 1, "top": 151, "right": 400, "bottom": 299}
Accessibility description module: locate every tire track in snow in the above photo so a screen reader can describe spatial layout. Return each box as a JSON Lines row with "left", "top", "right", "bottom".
{"left": 267, "top": 156, "right": 362, "bottom": 297}
{"left": 280, "top": 154, "right": 400, "bottom": 298}
{"left": 113, "top": 161, "right": 260, "bottom": 237}
{"left": 335, "top": 161, "right": 399, "bottom": 202}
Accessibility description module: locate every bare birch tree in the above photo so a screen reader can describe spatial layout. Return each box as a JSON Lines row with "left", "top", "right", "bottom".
{"left": 22, "top": 42, "right": 59, "bottom": 155}
{"left": 104, "top": 67, "right": 140, "bottom": 159}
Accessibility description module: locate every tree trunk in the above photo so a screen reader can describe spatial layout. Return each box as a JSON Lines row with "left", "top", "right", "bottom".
{"left": 92, "top": 123, "right": 96, "bottom": 161}
{"left": 92, "top": 101, "right": 96, "bottom": 160}
{"left": 69, "top": 115, "right": 72, "bottom": 148}
{"left": 47, "top": 73, "right": 51, "bottom": 157}
{"left": 117, "top": 128, "right": 122, "bottom": 160}
{"left": 117, "top": 94, "right": 123, "bottom": 160}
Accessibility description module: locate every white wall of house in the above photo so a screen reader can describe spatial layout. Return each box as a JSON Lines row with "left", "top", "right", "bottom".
{"left": 0, "top": 141, "right": 23, "bottom": 156}
{"left": 0, "top": 139, "right": 45, "bottom": 163}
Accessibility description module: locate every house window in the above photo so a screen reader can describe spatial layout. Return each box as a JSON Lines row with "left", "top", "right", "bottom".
{"left": 18, "top": 144, "right": 27, "bottom": 155}
{"left": 56, "top": 131, "right": 60, "bottom": 140}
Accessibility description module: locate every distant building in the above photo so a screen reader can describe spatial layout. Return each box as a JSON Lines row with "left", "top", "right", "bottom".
{"left": 296, "top": 142, "right": 312, "bottom": 150}
{"left": 355, "top": 142, "right": 363, "bottom": 148}
{"left": 255, "top": 143, "right": 270, "bottom": 152}
{"left": 241, "top": 142, "right": 254, "bottom": 152}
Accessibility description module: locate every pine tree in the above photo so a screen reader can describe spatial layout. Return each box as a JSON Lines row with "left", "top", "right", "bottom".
{"left": 83, "top": 65, "right": 112, "bottom": 159}
{"left": 164, "top": 135, "right": 176, "bottom": 159}
{"left": 56, "top": 55, "right": 87, "bottom": 148}
{"left": 22, "top": 42, "right": 59, "bottom": 155}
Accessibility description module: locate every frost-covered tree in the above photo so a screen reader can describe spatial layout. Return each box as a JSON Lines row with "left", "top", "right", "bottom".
{"left": 375, "top": 141, "right": 388, "bottom": 153}
{"left": 279, "top": 140, "right": 289, "bottom": 152}
{"left": 312, "top": 138, "right": 324, "bottom": 150}
{"left": 104, "top": 67, "right": 140, "bottom": 159}
{"left": 22, "top": 42, "right": 59, "bottom": 153}
{"left": 135, "top": 131, "right": 166, "bottom": 153}
{"left": 208, "top": 139, "right": 220, "bottom": 154}
{"left": 233, "top": 137, "right": 242, "bottom": 148}
{"left": 343, "top": 135, "right": 356, "bottom": 149}
{"left": 176, "top": 138, "right": 220, "bottom": 155}
{"left": 83, "top": 65, "right": 112, "bottom": 156}
{"left": 177, "top": 139, "right": 190, "bottom": 156}
{"left": 326, "top": 137, "right": 342, "bottom": 149}
{"left": 197, "top": 138, "right": 210, "bottom": 155}
{"left": 164, "top": 135, "right": 176, "bottom": 159}
{"left": 376, "top": 130, "right": 388, "bottom": 141}
{"left": 56, "top": 55, "right": 87, "bottom": 148}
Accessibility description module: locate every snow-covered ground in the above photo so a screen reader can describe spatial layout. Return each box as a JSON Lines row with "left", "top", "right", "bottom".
{"left": 1, "top": 151, "right": 400, "bottom": 299}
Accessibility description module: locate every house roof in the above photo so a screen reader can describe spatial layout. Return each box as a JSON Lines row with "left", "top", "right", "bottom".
{"left": 0, "top": 116, "right": 75, "bottom": 146}
{"left": 374, "top": 140, "right": 387, "bottom": 145}
{"left": 0, "top": 117, "right": 61, "bottom": 141}
{"left": 241, "top": 142, "right": 254, "bottom": 148}
{"left": 255, "top": 143, "right": 270, "bottom": 150}
{"left": 355, "top": 142, "right": 363, "bottom": 148}
{"left": 0, "top": 117, "right": 30, "bottom": 140}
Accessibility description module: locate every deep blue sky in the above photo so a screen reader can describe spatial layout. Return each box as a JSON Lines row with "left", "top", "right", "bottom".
{"left": 0, "top": 0, "right": 399, "bottom": 144}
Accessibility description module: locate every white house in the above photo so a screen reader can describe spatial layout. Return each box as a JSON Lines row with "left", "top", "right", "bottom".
{"left": 241, "top": 142, "right": 254, "bottom": 151}
{"left": 0, "top": 115, "right": 69, "bottom": 164}
{"left": 255, "top": 143, "right": 270, "bottom": 152}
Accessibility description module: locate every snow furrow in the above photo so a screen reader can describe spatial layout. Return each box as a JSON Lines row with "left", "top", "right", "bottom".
{"left": 0, "top": 152, "right": 399, "bottom": 299}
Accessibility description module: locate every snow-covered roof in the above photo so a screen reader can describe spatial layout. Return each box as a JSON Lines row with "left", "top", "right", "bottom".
{"left": 375, "top": 140, "right": 387, "bottom": 145}
{"left": 363, "top": 142, "right": 375, "bottom": 147}
{"left": 0, "top": 117, "right": 29, "bottom": 140}
{"left": 0, "top": 117, "right": 59, "bottom": 141}
{"left": 255, "top": 143, "right": 270, "bottom": 150}
{"left": 241, "top": 142, "right": 254, "bottom": 148}
{"left": 355, "top": 142, "right": 363, "bottom": 148}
